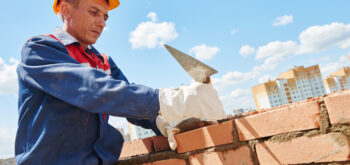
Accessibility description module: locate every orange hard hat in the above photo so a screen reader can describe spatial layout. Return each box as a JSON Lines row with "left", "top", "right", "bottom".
{"left": 53, "top": 0, "right": 120, "bottom": 14}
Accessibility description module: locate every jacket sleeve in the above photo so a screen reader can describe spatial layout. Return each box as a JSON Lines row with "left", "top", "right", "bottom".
{"left": 108, "top": 57, "right": 161, "bottom": 134}
{"left": 17, "top": 35, "right": 160, "bottom": 121}
{"left": 126, "top": 118, "right": 162, "bottom": 136}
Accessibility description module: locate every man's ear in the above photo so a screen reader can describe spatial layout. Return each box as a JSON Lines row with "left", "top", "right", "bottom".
{"left": 60, "top": 1, "right": 72, "bottom": 20}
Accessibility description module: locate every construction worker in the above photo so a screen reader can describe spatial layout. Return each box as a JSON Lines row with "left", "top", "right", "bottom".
{"left": 15, "top": 0, "right": 226, "bottom": 164}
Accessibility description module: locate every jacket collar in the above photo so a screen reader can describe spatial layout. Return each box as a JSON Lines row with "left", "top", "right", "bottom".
{"left": 52, "top": 27, "right": 92, "bottom": 50}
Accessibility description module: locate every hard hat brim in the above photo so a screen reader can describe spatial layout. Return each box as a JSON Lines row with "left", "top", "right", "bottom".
{"left": 53, "top": 0, "right": 120, "bottom": 14}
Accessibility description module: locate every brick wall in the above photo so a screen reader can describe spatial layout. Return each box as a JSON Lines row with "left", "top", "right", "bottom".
{"left": 118, "top": 90, "right": 350, "bottom": 165}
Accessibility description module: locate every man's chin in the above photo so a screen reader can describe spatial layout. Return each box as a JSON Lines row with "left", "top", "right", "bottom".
{"left": 86, "top": 39, "right": 98, "bottom": 45}
{"left": 86, "top": 34, "right": 100, "bottom": 45}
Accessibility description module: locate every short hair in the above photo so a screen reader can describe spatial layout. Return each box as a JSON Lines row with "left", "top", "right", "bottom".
{"left": 64, "top": 0, "right": 80, "bottom": 8}
{"left": 57, "top": 0, "right": 109, "bottom": 21}
{"left": 57, "top": 0, "right": 80, "bottom": 22}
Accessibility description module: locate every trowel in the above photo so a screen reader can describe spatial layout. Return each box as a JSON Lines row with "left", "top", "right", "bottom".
{"left": 163, "top": 44, "right": 221, "bottom": 133}
{"left": 164, "top": 44, "right": 218, "bottom": 84}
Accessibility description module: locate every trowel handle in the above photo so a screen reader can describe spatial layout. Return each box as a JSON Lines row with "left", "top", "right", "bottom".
{"left": 202, "top": 76, "right": 211, "bottom": 84}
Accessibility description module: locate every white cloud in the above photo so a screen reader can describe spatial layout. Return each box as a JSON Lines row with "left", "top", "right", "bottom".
{"left": 214, "top": 22, "right": 350, "bottom": 111}
{"left": 213, "top": 44, "right": 287, "bottom": 91}
{"left": 273, "top": 15, "right": 293, "bottom": 26}
{"left": 253, "top": 54, "right": 285, "bottom": 72}
{"left": 219, "top": 88, "right": 255, "bottom": 112}
{"left": 189, "top": 44, "right": 220, "bottom": 60}
{"left": 213, "top": 41, "right": 295, "bottom": 89}
{"left": 147, "top": 12, "right": 157, "bottom": 22}
{"left": 297, "top": 22, "right": 350, "bottom": 54}
{"left": 239, "top": 45, "right": 255, "bottom": 58}
{"left": 129, "top": 12, "right": 178, "bottom": 49}
{"left": 308, "top": 56, "right": 332, "bottom": 64}
{"left": 251, "top": 22, "right": 350, "bottom": 74}
{"left": 213, "top": 47, "right": 286, "bottom": 90}
{"left": 229, "top": 88, "right": 250, "bottom": 98}
{"left": 0, "top": 127, "right": 16, "bottom": 159}
{"left": 253, "top": 41, "right": 293, "bottom": 73}
{"left": 0, "top": 58, "right": 19, "bottom": 95}
{"left": 258, "top": 74, "right": 273, "bottom": 83}
{"left": 212, "top": 71, "right": 259, "bottom": 90}
{"left": 320, "top": 55, "right": 349, "bottom": 78}
{"left": 254, "top": 23, "right": 350, "bottom": 60}
{"left": 215, "top": 22, "right": 350, "bottom": 91}
{"left": 256, "top": 40, "right": 298, "bottom": 60}
{"left": 231, "top": 29, "right": 238, "bottom": 36}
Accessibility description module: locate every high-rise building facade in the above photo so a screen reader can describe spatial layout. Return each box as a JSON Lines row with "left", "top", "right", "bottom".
{"left": 116, "top": 127, "right": 131, "bottom": 142}
{"left": 324, "top": 67, "right": 350, "bottom": 93}
{"left": 252, "top": 65, "right": 326, "bottom": 110}
{"left": 128, "top": 123, "right": 156, "bottom": 141}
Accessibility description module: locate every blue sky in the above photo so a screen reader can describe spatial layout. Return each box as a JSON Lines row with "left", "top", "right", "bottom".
{"left": 1, "top": 0, "right": 350, "bottom": 158}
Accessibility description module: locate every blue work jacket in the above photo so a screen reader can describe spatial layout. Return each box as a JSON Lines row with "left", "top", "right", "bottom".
{"left": 15, "top": 28, "right": 161, "bottom": 165}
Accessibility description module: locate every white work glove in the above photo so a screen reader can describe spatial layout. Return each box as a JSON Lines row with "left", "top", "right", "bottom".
{"left": 159, "top": 81, "right": 226, "bottom": 123}
{"left": 156, "top": 116, "right": 180, "bottom": 150}
{"left": 156, "top": 81, "right": 227, "bottom": 150}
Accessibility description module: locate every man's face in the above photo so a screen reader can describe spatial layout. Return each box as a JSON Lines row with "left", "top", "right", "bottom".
{"left": 65, "top": 0, "right": 109, "bottom": 48}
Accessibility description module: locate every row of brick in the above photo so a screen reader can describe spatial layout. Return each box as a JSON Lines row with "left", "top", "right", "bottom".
{"left": 120, "top": 136, "right": 170, "bottom": 158}
{"left": 176, "top": 90, "right": 350, "bottom": 153}
{"left": 140, "top": 132, "right": 350, "bottom": 165}
{"left": 119, "top": 90, "right": 350, "bottom": 164}
{"left": 143, "top": 146, "right": 254, "bottom": 165}
{"left": 121, "top": 91, "right": 349, "bottom": 154}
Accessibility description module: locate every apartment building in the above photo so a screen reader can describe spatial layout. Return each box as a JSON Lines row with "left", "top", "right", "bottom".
{"left": 252, "top": 65, "right": 326, "bottom": 109}
{"left": 324, "top": 67, "right": 350, "bottom": 93}
{"left": 128, "top": 123, "right": 156, "bottom": 141}
{"left": 116, "top": 127, "right": 131, "bottom": 142}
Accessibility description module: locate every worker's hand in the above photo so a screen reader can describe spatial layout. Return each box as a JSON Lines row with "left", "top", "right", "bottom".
{"left": 158, "top": 81, "right": 227, "bottom": 123}
{"left": 156, "top": 116, "right": 219, "bottom": 150}
{"left": 157, "top": 81, "right": 226, "bottom": 150}
{"left": 156, "top": 115, "right": 180, "bottom": 150}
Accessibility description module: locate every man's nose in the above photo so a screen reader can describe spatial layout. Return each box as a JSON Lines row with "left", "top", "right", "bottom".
{"left": 96, "top": 16, "right": 106, "bottom": 29}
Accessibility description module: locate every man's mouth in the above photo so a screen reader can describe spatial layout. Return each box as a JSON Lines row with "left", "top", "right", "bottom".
{"left": 91, "top": 30, "right": 101, "bottom": 36}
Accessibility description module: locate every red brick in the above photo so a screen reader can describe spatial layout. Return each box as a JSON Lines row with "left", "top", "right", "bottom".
{"left": 152, "top": 136, "right": 170, "bottom": 152}
{"left": 175, "top": 120, "right": 234, "bottom": 153}
{"left": 120, "top": 137, "right": 154, "bottom": 158}
{"left": 256, "top": 133, "right": 350, "bottom": 164}
{"left": 324, "top": 90, "right": 350, "bottom": 124}
{"left": 120, "top": 136, "right": 171, "bottom": 158}
{"left": 189, "top": 145, "right": 254, "bottom": 165}
{"left": 143, "top": 159, "right": 186, "bottom": 165}
{"left": 190, "top": 151, "right": 223, "bottom": 165}
{"left": 235, "top": 100, "right": 321, "bottom": 141}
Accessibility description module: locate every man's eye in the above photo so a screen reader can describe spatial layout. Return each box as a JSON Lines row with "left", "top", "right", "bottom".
{"left": 89, "top": 11, "right": 97, "bottom": 15}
